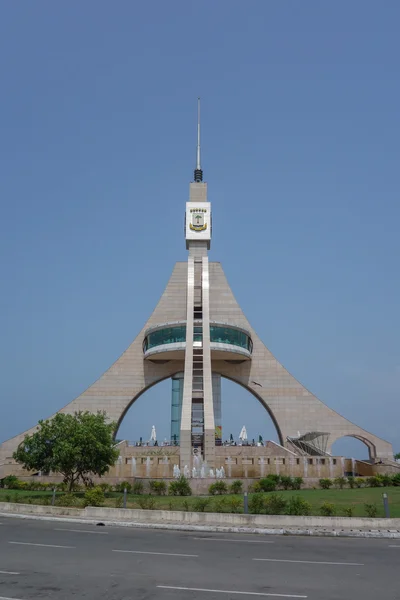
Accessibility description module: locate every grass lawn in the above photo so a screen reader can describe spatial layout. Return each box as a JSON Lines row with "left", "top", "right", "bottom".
{"left": 1, "top": 487, "right": 400, "bottom": 517}
{"left": 269, "top": 487, "right": 400, "bottom": 518}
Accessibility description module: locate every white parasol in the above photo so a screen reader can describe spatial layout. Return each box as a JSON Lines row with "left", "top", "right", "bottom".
{"left": 239, "top": 426, "right": 248, "bottom": 441}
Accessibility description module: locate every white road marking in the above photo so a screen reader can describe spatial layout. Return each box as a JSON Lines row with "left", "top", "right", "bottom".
{"left": 157, "top": 586, "right": 307, "bottom": 598}
{"left": 0, "top": 570, "right": 20, "bottom": 575}
{"left": 193, "top": 537, "right": 274, "bottom": 544}
{"left": 0, "top": 597, "right": 27, "bottom": 600}
{"left": 389, "top": 545, "right": 400, "bottom": 548}
{"left": 253, "top": 558, "right": 364, "bottom": 566}
{"left": 54, "top": 528, "right": 108, "bottom": 535}
{"left": 9, "top": 541, "right": 75, "bottom": 549}
{"left": 113, "top": 549, "right": 198, "bottom": 558}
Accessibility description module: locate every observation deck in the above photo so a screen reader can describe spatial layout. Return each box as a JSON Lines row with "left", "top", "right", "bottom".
{"left": 143, "top": 321, "right": 253, "bottom": 362}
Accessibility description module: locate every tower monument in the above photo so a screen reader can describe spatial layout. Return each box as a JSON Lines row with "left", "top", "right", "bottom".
{"left": 0, "top": 101, "right": 394, "bottom": 479}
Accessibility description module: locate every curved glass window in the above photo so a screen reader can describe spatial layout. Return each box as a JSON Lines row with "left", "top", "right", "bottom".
{"left": 210, "top": 326, "right": 253, "bottom": 353}
{"left": 144, "top": 325, "right": 252, "bottom": 353}
{"left": 143, "top": 325, "right": 186, "bottom": 352}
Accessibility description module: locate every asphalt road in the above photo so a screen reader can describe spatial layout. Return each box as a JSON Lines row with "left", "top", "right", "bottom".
{"left": 0, "top": 517, "right": 399, "bottom": 599}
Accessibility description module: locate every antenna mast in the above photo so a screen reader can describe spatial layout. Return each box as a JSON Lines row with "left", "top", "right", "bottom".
{"left": 194, "top": 97, "right": 203, "bottom": 182}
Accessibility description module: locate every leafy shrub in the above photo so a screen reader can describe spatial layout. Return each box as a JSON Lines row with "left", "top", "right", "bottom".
{"left": 5, "top": 494, "right": 11, "bottom": 502}
{"left": 250, "top": 481, "right": 263, "bottom": 493}
{"left": 343, "top": 506, "right": 354, "bottom": 517}
{"left": 56, "top": 482, "right": 68, "bottom": 492}
{"left": 292, "top": 477, "right": 303, "bottom": 490}
{"left": 71, "top": 483, "right": 84, "bottom": 492}
{"left": 355, "top": 477, "right": 364, "bottom": 488}
{"left": 319, "top": 502, "right": 336, "bottom": 516}
{"left": 42, "top": 496, "right": 51, "bottom": 506}
{"left": 114, "top": 495, "right": 123, "bottom": 508}
{"left": 379, "top": 474, "right": 393, "bottom": 487}
{"left": 264, "top": 493, "right": 287, "bottom": 515}
{"left": 280, "top": 476, "right": 293, "bottom": 491}
{"left": 319, "top": 478, "right": 333, "bottom": 490}
{"left": 138, "top": 496, "right": 156, "bottom": 510}
{"left": 267, "top": 474, "right": 281, "bottom": 485}
{"left": 193, "top": 498, "right": 210, "bottom": 512}
{"left": 230, "top": 480, "right": 243, "bottom": 494}
{"left": 258, "top": 477, "right": 277, "bottom": 492}
{"left": 347, "top": 476, "right": 355, "bottom": 489}
{"left": 98, "top": 483, "right": 113, "bottom": 493}
{"left": 213, "top": 497, "right": 227, "bottom": 513}
{"left": 83, "top": 487, "right": 105, "bottom": 507}
{"left": 15, "top": 481, "right": 29, "bottom": 491}
{"left": 287, "top": 496, "right": 311, "bottom": 516}
{"left": 3, "top": 475, "right": 19, "bottom": 489}
{"left": 168, "top": 476, "right": 192, "bottom": 496}
{"left": 364, "top": 503, "right": 378, "bottom": 517}
{"left": 366, "top": 477, "right": 381, "bottom": 488}
{"left": 55, "top": 494, "right": 79, "bottom": 507}
{"left": 209, "top": 481, "right": 228, "bottom": 495}
{"left": 249, "top": 493, "right": 265, "bottom": 514}
{"left": 13, "top": 493, "right": 21, "bottom": 503}
{"left": 149, "top": 480, "right": 167, "bottom": 496}
{"left": 182, "top": 499, "right": 190, "bottom": 511}
{"left": 25, "top": 481, "right": 45, "bottom": 491}
{"left": 133, "top": 481, "right": 144, "bottom": 495}
{"left": 392, "top": 474, "right": 400, "bottom": 487}
{"left": 114, "top": 481, "right": 132, "bottom": 493}
{"left": 228, "top": 497, "right": 242, "bottom": 514}
{"left": 334, "top": 477, "right": 347, "bottom": 489}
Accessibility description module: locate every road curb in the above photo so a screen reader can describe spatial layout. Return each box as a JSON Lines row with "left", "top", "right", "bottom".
{"left": 1, "top": 511, "right": 400, "bottom": 539}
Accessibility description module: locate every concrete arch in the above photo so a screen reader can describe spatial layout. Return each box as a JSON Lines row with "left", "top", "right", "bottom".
{"left": 216, "top": 372, "right": 284, "bottom": 446}
{"left": 114, "top": 368, "right": 285, "bottom": 446}
{"left": 330, "top": 433, "right": 377, "bottom": 461}
{"left": 114, "top": 370, "right": 182, "bottom": 438}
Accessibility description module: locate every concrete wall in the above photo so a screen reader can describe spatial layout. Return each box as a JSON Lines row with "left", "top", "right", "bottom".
{"left": 106, "top": 443, "right": 373, "bottom": 480}
{"left": 1, "top": 502, "right": 399, "bottom": 531}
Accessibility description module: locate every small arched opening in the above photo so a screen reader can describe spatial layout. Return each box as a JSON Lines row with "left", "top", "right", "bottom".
{"left": 331, "top": 434, "right": 376, "bottom": 461}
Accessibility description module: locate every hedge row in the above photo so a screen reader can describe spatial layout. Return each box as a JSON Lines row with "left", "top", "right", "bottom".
{"left": 319, "top": 474, "right": 400, "bottom": 489}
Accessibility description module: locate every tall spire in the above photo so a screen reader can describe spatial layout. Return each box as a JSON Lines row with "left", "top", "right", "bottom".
{"left": 194, "top": 97, "right": 203, "bottom": 182}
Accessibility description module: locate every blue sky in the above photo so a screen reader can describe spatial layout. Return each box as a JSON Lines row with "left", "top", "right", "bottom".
{"left": 1, "top": 2, "right": 399, "bottom": 459}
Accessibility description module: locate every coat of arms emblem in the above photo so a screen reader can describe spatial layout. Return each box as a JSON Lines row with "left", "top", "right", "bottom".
{"left": 190, "top": 210, "right": 207, "bottom": 231}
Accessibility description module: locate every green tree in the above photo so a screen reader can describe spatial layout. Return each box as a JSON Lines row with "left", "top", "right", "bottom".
{"left": 13, "top": 411, "right": 118, "bottom": 492}
{"left": 394, "top": 452, "right": 400, "bottom": 460}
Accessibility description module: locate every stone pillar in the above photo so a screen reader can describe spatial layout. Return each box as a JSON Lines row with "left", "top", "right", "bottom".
{"left": 202, "top": 256, "right": 215, "bottom": 468}
{"left": 180, "top": 256, "right": 194, "bottom": 469}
